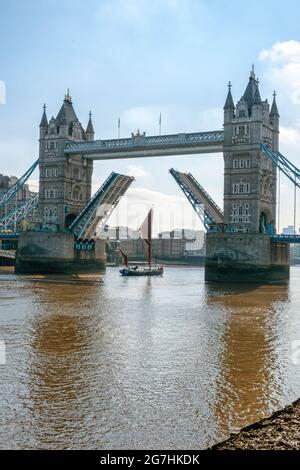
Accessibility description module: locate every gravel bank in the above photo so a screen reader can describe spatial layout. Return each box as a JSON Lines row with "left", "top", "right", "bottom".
{"left": 211, "top": 399, "right": 300, "bottom": 450}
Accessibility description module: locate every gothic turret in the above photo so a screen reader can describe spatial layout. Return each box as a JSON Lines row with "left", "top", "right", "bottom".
{"left": 224, "top": 82, "right": 235, "bottom": 123}
{"left": 39, "top": 104, "right": 48, "bottom": 140}
{"left": 39, "top": 104, "right": 48, "bottom": 127}
{"left": 242, "top": 66, "right": 262, "bottom": 115}
{"left": 270, "top": 92, "right": 280, "bottom": 151}
{"left": 56, "top": 90, "right": 79, "bottom": 125}
{"left": 85, "top": 111, "right": 95, "bottom": 141}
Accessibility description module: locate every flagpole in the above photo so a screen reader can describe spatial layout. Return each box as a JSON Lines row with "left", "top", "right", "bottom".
{"left": 159, "top": 113, "right": 161, "bottom": 136}
{"left": 118, "top": 117, "right": 120, "bottom": 138}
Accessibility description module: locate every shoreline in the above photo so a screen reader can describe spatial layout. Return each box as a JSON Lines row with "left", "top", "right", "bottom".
{"left": 210, "top": 398, "right": 300, "bottom": 450}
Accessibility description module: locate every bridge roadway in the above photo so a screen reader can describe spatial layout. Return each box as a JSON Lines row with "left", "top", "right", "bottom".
{"left": 64, "top": 130, "right": 224, "bottom": 160}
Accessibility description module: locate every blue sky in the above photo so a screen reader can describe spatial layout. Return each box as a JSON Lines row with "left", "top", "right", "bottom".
{"left": 1, "top": 0, "right": 300, "bottom": 232}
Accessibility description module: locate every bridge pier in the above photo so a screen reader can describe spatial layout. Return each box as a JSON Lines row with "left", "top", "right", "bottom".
{"left": 15, "top": 232, "right": 106, "bottom": 274}
{"left": 205, "top": 232, "right": 290, "bottom": 283}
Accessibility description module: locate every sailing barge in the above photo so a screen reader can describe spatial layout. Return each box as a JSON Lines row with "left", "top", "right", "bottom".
{"left": 119, "top": 209, "right": 164, "bottom": 277}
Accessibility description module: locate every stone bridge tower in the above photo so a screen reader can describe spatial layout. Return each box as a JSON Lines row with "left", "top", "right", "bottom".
{"left": 38, "top": 91, "right": 94, "bottom": 230}
{"left": 205, "top": 68, "right": 289, "bottom": 283}
{"left": 223, "top": 67, "right": 279, "bottom": 235}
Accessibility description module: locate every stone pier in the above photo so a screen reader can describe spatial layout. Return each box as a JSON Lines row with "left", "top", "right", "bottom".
{"left": 15, "top": 232, "right": 106, "bottom": 274}
{"left": 205, "top": 232, "right": 290, "bottom": 283}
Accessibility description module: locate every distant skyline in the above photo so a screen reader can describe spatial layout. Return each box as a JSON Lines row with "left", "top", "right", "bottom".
{"left": 1, "top": 0, "right": 300, "bottom": 232}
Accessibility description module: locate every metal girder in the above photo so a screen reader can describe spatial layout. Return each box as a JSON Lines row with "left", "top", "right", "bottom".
{"left": 0, "top": 159, "right": 39, "bottom": 209}
{"left": 261, "top": 144, "right": 300, "bottom": 188}
{"left": 69, "top": 172, "right": 134, "bottom": 240}
{"left": 271, "top": 234, "right": 300, "bottom": 244}
{"left": 169, "top": 168, "right": 223, "bottom": 230}
{"left": 0, "top": 195, "right": 39, "bottom": 229}
{"left": 64, "top": 130, "right": 224, "bottom": 160}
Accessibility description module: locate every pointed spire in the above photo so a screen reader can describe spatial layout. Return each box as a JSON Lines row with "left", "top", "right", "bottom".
{"left": 56, "top": 92, "right": 79, "bottom": 124}
{"left": 64, "top": 88, "right": 72, "bottom": 103}
{"left": 224, "top": 81, "right": 235, "bottom": 110}
{"left": 253, "top": 86, "right": 262, "bottom": 105}
{"left": 270, "top": 91, "right": 279, "bottom": 116}
{"left": 39, "top": 103, "right": 48, "bottom": 127}
{"left": 86, "top": 111, "right": 94, "bottom": 134}
{"left": 242, "top": 65, "right": 262, "bottom": 111}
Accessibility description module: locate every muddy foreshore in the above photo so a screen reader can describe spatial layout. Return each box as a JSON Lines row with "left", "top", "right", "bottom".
{"left": 210, "top": 399, "right": 300, "bottom": 450}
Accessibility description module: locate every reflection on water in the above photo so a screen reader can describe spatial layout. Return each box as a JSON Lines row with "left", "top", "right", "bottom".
{"left": 0, "top": 266, "right": 300, "bottom": 449}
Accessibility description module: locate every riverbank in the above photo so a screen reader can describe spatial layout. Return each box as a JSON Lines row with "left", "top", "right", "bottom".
{"left": 211, "top": 398, "right": 300, "bottom": 450}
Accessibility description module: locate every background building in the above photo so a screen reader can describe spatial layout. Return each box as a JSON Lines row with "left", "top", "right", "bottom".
{"left": 0, "top": 174, "right": 37, "bottom": 229}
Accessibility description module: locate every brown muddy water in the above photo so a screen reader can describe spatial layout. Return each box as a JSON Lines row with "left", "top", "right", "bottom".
{"left": 0, "top": 266, "right": 300, "bottom": 449}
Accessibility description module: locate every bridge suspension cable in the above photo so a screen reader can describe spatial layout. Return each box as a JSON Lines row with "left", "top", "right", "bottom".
{"left": 261, "top": 144, "right": 299, "bottom": 235}
{"left": 0, "top": 159, "right": 39, "bottom": 210}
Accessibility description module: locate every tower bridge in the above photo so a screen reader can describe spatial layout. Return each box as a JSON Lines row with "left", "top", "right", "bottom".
{"left": 1, "top": 68, "right": 299, "bottom": 280}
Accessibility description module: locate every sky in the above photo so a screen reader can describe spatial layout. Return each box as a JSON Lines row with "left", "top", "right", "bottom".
{"left": 1, "top": 0, "right": 300, "bottom": 234}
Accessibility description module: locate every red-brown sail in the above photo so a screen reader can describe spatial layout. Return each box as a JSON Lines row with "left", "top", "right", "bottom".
{"left": 139, "top": 208, "right": 153, "bottom": 267}
{"left": 119, "top": 248, "right": 128, "bottom": 267}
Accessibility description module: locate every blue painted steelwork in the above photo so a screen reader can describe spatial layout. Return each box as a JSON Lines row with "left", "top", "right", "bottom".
{"left": 169, "top": 168, "right": 223, "bottom": 230}
{"left": 271, "top": 234, "right": 300, "bottom": 243}
{"left": 0, "top": 231, "right": 19, "bottom": 239}
{"left": 261, "top": 144, "right": 300, "bottom": 188}
{"left": 64, "top": 130, "right": 224, "bottom": 159}
{"left": 69, "top": 172, "right": 134, "bottom": 240}
{"left": 0, "top": 159, "right": 39, "bottom": 209}
{"left": 0, "top": 195, "right": 39, "bottom": 229}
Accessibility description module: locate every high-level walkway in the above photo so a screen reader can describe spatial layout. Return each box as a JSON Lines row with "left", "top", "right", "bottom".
{"left": 65, "top": 130, "right": 224, "bottom": 160}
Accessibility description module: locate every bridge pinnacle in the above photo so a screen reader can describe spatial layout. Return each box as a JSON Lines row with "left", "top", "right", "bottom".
{"left": 86, "top": 111, "right": 94, "bottom": 135}
{"left": 39, "top": 103, "right": 48, "bottom": 127}
{"left": 224, "top": 82, "right": 235, "bottom": 110}
{"left": 64, "top": 89, "right": 72, "bottom": 103}
{"left": 270, "top": 90, "right": 279, "bottom": 117}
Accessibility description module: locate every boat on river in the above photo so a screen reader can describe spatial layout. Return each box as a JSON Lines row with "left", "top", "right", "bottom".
{"left": 119, "top": 209, "right": 164, "bottom": 277}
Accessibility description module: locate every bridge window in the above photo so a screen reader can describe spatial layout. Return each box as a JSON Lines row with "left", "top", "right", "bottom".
{"left": 239, "top": 126, "right": 245, "bottom": 135}
{"left": 231, "top": 203, "right": 251, "bottom": 223}
{"left": 232, "top": 183, "right": 250, "bottom": 194}
{"left": 233, "top": 159, "right": 251, "bottom": 169}
{"left": 239, "top": 109, "right": 246, "bottom": 118}
{"left": 45, "top": 188, "right": 59, "bottom": 198}
{"left": 45, "top": 167, "right": 58, "bottom": 177}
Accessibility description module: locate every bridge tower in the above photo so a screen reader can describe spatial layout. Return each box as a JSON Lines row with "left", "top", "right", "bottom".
{"left": 223, "top": 67, "right": 278, "bottom": 235}
{"left": 205, "top": 68, "right": 289, "bottom": 283}
{"left": 38, "top": 91, "right": 94, "bottom": 229}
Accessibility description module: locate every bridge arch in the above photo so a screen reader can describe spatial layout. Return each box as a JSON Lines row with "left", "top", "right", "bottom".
{"left": 65, "top": 213, "right": 77, "bottom": 229}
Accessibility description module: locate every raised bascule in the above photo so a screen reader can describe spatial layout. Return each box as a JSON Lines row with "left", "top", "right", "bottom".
{"left": 1, "top": 68, "right": 299, "bottom": 280}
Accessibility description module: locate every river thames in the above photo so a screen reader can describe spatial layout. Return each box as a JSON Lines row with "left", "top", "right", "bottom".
{"left": 0, "top": 266, "right": 300, "bottom": 449}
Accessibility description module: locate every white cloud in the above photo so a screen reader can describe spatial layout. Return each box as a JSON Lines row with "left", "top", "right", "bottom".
{"left": 260, "top": 40, "right": 300, "bottom": 104}
{"left": 28, "top": 178, "right": 39, "bottom": 192}
{"left": 105, "top": 186, "right": 204, "bottom": 235}
{"left": 127, "top": 164, "right": 147, "bottom": 178}
{"left": 259, "top": 41, "right": 300, "bottom": 231}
